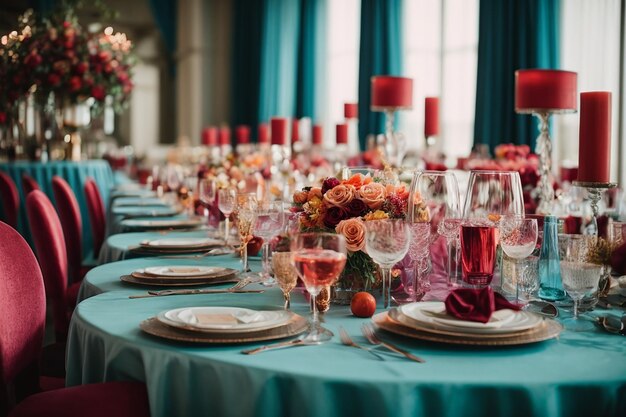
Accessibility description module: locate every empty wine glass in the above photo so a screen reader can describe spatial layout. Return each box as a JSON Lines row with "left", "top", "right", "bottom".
{"left": 290, "top": 233, "right": 347, "bottom": 343}
{"left": 518, "top": 256, "right": 540, "bottom": 305}
{"left": 272, "top": 251, "right": 298, "bottom": 309}
{"left": 364, "top": 219, "right": 411, "bottom": 308}
{"left": 235, "top": 193, "right": 258, "bottom": 278}
{"left": 462, "top": 170, "right": 524, "bottom": 222}
{"left": 499, "top": 217, "right": 538, "bottom": 303}
{"left": 255, "top": 200, "right": 286, "bottom": 286}
{"left": 198, "top": 178, "right": 217, "bottom": 228}
{"left": 560, "top": 234, "right": 603, "bottom": 331}
{"left": 397, "top": 222, "right": 431, "bottom": 304}
{"left": 218, "top": 188, "right": 236, "bottom": 243}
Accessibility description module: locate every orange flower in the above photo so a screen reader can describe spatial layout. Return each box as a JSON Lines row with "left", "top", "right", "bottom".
{"left": 308, "top": 187, "right": 323, "bottom": 200}
{"left": 324, "top": 184, "right": 356, "bottom": 207}
{"left": 358, "top": 182, "right": 386, "bottom": 209}
{"left": 293, "top": 190, "right": 309, "bottom": 204}
{"left": 343, "top": 174, "right": 364, "bottom": 189}
{"left": 335, "top": 218, "right": 366, "bottom": 252}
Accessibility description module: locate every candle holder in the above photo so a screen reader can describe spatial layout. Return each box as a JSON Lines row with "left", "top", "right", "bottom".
{"left": 533, "top": 111, "right": 555, "bottom": 214}
{"left": 382, "top": 108, "right": 405, "bottom": 167}
{"left": 572, "top": 180, "right": 617, "bottom": 236}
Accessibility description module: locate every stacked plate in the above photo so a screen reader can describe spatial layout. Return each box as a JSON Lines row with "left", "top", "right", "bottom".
{"left": 121, "top": 217, "right": 205, "bottom": 231}
{"left": 131, "top": 237, "right": 224, "bottom": 255}
{"left": 373, "top": 301, "right": 562, "bottom": 346}
{"left": 140, "top": 306, "right": 308, "bottom": 343}
{"left": 121, "top": 265, "right": 237, "bottom": 286}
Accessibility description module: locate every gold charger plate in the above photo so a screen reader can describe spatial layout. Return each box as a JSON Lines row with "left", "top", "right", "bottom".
{"left": 128, "top": 246, "right": 217, "bottom": 255}
{"left": 139, "top": 314, "right": 308, "bottom": 344}
{"left": 120, "top": 274, "right": 238, "bottom": 287}
{"left": 131, "top": 267, "right": 237, "bottom": 281}
{"left": 373, "top": 311, "right": 563, "bottom": 346}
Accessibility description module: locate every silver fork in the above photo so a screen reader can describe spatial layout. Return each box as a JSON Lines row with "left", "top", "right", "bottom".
{"left": 361, "top": 323, "right": 425, "bottom": 363}
{"left": 148, "top": 276, "right": 257, "bottom": 296}
{"left": 338, "top": 327, "right": 384, "bottom": 360}
{"left": 158, "top": 248, "right": 234, "bottom": 259}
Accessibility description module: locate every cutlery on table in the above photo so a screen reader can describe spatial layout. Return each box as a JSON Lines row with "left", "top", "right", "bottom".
{"left": 241, "top": 338, "right": 317, "bottom": 355}
{"left": 157, "top": 248, "right": 235, "bottom": 259}
{"left": 128, "top": 289, "right": 264, "bottom": 299}
{"left": 338, "top": 326, "right": 384, "bottom": 360}
{"left": 361, "top": 323, "right": 425, "bottom": 363}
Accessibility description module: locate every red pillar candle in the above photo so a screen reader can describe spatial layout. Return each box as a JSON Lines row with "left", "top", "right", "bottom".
{"left": 336, "top": 124, "right": 348, "bottom": 144}
{"left": 202, "top": 127, "right": 218, "bottom": 146}
{"left": 258, "top": 124, "right": 269, "bottom": 144}
{"left": 344, "top": 103, "right": 358, "bottom": 119}
{"left": 219, "top": 127, "right": 231, "bottom": 145}
{"left": 271, "top": 118, "right": 288, "bottom": 145}
{"left": 312, "top": 125, "right": 323, "bottom": 145}
{"left": 424, "top": 97, "right": 439, "bottom": 137}
{"left": 292, "top": 119, "right": 299, "bottom": 143}
{"left": 235, "top": 125, "right": 250, "bottom": 144}
{"left": 578, "top": 91, "right": 612, "bottom": 183}
{"left": 371, "top": 76, "right": 413, "bottom": 110}
{"left": 515, "top": 69, "right": 577, "bottom": 112}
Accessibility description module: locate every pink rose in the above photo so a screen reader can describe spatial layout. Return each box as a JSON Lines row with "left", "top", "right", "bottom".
{"left": 335, "top": 218, "right": 366, "bottom": 252}
{"left": 324, "top": 184, "right": 355, "bottom": 207}
{"left": 358, "top": 182, "right": 386, "bottom": 209}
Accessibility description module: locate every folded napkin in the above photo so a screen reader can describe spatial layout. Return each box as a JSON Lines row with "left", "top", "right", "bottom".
{"left": 444, "top": 287, "right": 520, "bottom": 323}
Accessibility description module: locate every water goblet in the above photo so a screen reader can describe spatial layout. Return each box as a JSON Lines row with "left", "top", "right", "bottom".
{"left": 198, "top": 178, "right": 217, "bottom": 227}
{"left": 462, "top": 170, "right": 524, "bottom": 221}
{"left": 255, "top": 200, "right": 286, "bottom": 286}
{"left": 364, "top": 219, "right": 411, "bottom": 308}
{"left": 499, "top": 217, "right": 538, "bottom": 303}
{"left": 235, "top": 193, "right": 258, "bottom": 278}
{"left": 290, "top": 233, "right": 347, "bottom": 343}
{"left": 271, "top": 251, "right": 298, "bottom": 309}
{"left": 218, "top": 188, "right": 236, "bottom": 243}
{"left": 517, "top": 256, "right": 540, "bottom": 306}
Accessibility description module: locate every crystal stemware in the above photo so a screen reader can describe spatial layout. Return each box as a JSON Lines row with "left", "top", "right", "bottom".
{"left": 364, "top": 219, "right": 411, "bottom": 308}
{"left": 254, "top": 200, "right": 286, "bottom": 286}
{"left": 271, "top": 251, "right": 298, "bottom": 309}
{"left": 462, "top": 170, "right": 524, "bottom": 221}
{"left": 217, "top": 188, "right": 236, "bottom": 243}
{"left": 290, "top": 233, "right": 347, "bottom": 343}
{"left": 198, "top": 178, "right": 217, "bottom": 228}
{"left": 499, "top": 217, "right": 539, "bottom": 303}
{"left": 235, "top": 193, "right": 258, "bottom": 278}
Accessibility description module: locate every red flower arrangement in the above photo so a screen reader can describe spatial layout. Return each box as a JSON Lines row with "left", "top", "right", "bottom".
{"left": 292, "top": 173, "right": 409, "bottom": 288}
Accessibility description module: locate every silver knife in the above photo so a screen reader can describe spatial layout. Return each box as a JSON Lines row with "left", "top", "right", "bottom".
{"left": 129, "top": 289, "right": 264, "bottom": 299}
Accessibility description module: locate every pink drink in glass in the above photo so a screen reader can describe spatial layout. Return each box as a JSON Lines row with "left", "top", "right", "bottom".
{"left": 292, "top": 249, "right": 347, "bottom": 295}
{"left": 460, "top": 224, "right": 497, "bottom": 286}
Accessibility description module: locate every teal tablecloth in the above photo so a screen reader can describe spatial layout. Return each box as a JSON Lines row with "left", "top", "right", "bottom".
{"left": 68, "top": 257, "right": 626, "bottom": 417}
{"left": 0, "top": 160, "right": 114, "bottom": 253}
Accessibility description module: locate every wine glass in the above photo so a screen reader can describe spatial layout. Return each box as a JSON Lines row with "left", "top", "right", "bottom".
{"left": 254, "top": 200, "right": 286, "bottom": 286}
{"left": 198, "top": 178, "right": 217, "bottom": 228}
{"left": 462, "top": 170, "right": 524, "bottom": 222}
{"left": 560, "top": 234, "right": 603, "bottom": 331}
{"left": 364, "top": 219, "right": 411, "bottom": 308}
{"left": 235, "top": 193, "right": 258, "bottom": 278}
{"left": 398, "top": 222, "right": 431, "bottom": 304}
{"left": 498, "top": 217, "right": 539, "bottom": 303}
{"left": 290, "top": 233, "right": 347, "bottom": 343}
{"left": 272, "top": 251, "right": 298, "bottom": 309}
{"left": 217, "top": 188, "right": 236, "bottom": 243}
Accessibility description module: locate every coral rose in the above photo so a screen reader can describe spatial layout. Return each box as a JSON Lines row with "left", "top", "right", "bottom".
{"left": 358, "top": 182, "right": 387, "bottom": 209}
{"left": 293, "top": 190, "right": 309, "bottom": 204}
{"left": 324, "top": 184, "right": 355, "bottom": 207}
{"left": 335, "top": 218, "right": 366, "bottom": 252}
{"left": 308, "top": 187, "right": 323, "bottom": 199}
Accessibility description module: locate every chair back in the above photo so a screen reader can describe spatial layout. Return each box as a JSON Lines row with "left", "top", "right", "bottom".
{"left": 0, "top": 221, "right": 45, "bottom": 390}
{"left": 25, "top": 191, "right": 69, "bottom": 339}
{"left": 21, "top": 174, "right": 40, "bottom": 196}
{"left": 52, "top": 176, "right": 83, "bottom": 283}
{"left": 84, "top": 178, "right": 105, "bottom": 256}
{"left": 0, "top": 172, "right": 19, "bottom": 229}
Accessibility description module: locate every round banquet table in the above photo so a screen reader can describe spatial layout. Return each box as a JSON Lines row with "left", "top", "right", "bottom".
{"left": 68, "top": 257, "right": 626, "bottom": 417}
{"left": 0, "top": 160, "right": 113, "bottom": 253}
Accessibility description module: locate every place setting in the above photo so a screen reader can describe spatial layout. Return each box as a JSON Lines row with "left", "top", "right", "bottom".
{"left": 119, "top": 216, "right": 206, "bottom": 232}
{"left": 127, "top": 236, "right": 227, "bottom": 256}
{"left": 121, "top": 264, "right": 239, "bottom": 287}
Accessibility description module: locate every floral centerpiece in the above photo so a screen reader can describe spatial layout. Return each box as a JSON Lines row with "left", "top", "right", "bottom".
{"left": 292, "top": 172, "right": 409, "bottom": 294}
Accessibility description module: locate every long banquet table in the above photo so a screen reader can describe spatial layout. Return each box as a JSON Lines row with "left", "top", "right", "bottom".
{"left": 67, "top": 255, "right": 626, "bottom": 417}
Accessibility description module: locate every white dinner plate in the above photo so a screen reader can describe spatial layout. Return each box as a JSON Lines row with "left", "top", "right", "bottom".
{"left": 143, "top": 265, "right": 225, "bottom": 277}
{"left": 157, "top": 307, "right": 294, "bottom": 333}
{"left": 122, "top": 218, "right": 204, "bottom": 229}
{"left": 398, "top": 302, "right": 542, "bottom": 334}
{"left": 141, "top": 237, "right": 222, "bottom": 248}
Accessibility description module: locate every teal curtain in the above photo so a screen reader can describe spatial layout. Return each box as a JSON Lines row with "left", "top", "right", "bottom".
{"left": 231, "top": 0, "right": 265, "bottom": 138}
{"left": 357, "top": 0, "right": 404, "bottom": 151}
{"left": 296, "top": 0, "right": 327, "bottom": 121}
{"left": 149, "top": 0, "right": 178, "bottom": 75}
{"left": 473, "top": 0, "right": 560, "bottom": 153}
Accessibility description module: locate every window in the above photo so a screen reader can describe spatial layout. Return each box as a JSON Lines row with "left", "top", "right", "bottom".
{"left": 403, "top": 0, "right": 479, "bottom": 164}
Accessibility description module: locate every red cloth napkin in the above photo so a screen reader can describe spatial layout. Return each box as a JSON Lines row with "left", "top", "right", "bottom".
{"left": 444, "top": 287, "right": 520, "bottom": 323}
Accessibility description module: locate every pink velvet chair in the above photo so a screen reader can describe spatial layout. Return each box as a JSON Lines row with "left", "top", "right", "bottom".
{"left": 84, "top": 178, "right": 106, "bottom": 258}
{"left": 0, "top": 172, "right": 19, "bottom": 229}
{"left": 0, "top": 221, "right": 150, "bottom": 417}
{"left": 51, "top": 177, "right": 87, "bottom": 283}
{"left": 21, "top": 174, "right": 40, "bottom": 196}
{"left": 25, "top": 191, "right": 80, "bottom": 341}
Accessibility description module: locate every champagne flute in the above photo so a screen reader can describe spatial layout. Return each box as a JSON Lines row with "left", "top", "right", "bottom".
{"left": 235, "top": 193, "right": 258, "bottom": 278}
{"left": 364, "top": 219, "right": 411, "bottom": 308}
{"left": 255, "top": 200, "right": 285, "bottom": 286}
{"left": 272, "top": 251, "right": 298, "bottom": 309}
{"left": 290, "top": 233, "right": 347, "bottom": 343}
{"left": 218, "top": 188, "right": 236, "bottom": 243}
{"left": 198, "top": 178, "right": 217, "bottom": 228}
{"left": 499, "top": 217, "right": 538, "bottom": 303}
